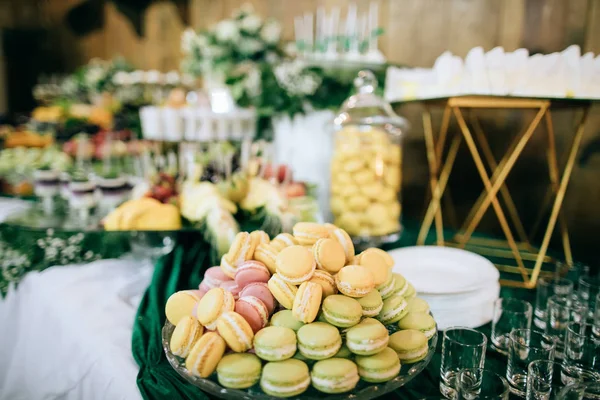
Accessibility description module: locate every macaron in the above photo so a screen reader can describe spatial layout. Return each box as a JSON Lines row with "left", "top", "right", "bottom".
{"left": 404, "top": 282, "right": 417, "bottom": 299}
{"left": 216, "top": 311, "right": 254, "bottom": 352}
{"left": 219, "top": 281, "right": 241, "bottom": 300}
{"left": 297, "top": 322, "right": 342, "bottom": 360}
{"left": 253, "top": 243, "right": 279, "bottom": 274}
{"left": 398, "top": 312, "right": 436, "bottom": 339}
{"left": 235, "top": 260, "right": 271, "bottom": 288}
{"left": 356, "top": 250, "right": 389, "bottom": 286}
{"left": 226, "top": 231, "right": 257, "bottom": 268}
{"left": 202, "top": 266, "right": 233, "bottom": 289}
{"left": 334, "top": 344, "right": 354, "bottom": 360}
{"left": 235, "top": 296, "right": 269, "bottom": 333}
{"left": 346, "top": 318, "right": 389, "bottom": 356}
{"left": 217, "top": 353, "right": 262, "bottom": 389}
{"left": 292, "top": 281, "right": 322, "bottom": 323}
{"left": 355, "top": 347, "right": 401, "bottom": 383}
{"left": 253, "top": 326, "right": 297, "bottom": 361}
{"left": 270, "top": 310, "right": 305, "bottom": 332}
{"left": 220, "top": 255, "right": 237, "bottom": 280}
{"left": 357, "top": 289, "right": 384, "bottom": 317}
{"left": 328, "top": 227, "right": 355, "bottom": 263}
{"left": 312, "top": 238, "right": 346, "bottom": 274}
{"left": 293, "top": 222, "right": 330, "bottom": 246}
{"left": 321, "top": 295, "right": 363, "bottom": 328}
{"left": 169, "top": 316, "right": 204, "bottom": 358}
{"left": 198, "top": 282, "right": 212, "bottom": 295}
{"left": 406, "top": 297, "right": 430, "bottom": 314}
{"left": 185, "top": 332, "right": 226, "bottom": 378}
{"left": 311, "top": 358, "right": 360, "bottom": 394}
{"left": 362, "top": 247, "right": 394, "bottom": 268}
{"left": 250, "top": 230, "right": 270, "bottom": 246}
{"left": 392, "top": 273, "right": 409, "bottom": 297}
{"left": 260, "top": 359, "right": 311, "bottom": 397}
{"left": 335, "top": 265, "right": 375, "bottom": 298}
{"left": 268, "top": 273, "right": 298, "bottom": 309}
{"left": 270, "top": 233, "right": 297, "bottom": 251}
{"left": 195, "top": 287, "right": 235, "bottom": 330}
{"left": 376, "top": 271, "right": 396, "bottom": 300}
{"left": 377, "top": 294, "right": 409, "bottom": 325}
{"left": 389, "top": 329, "right": 429, "bottom": 363}
{"left": 239, "top": 282, "right": 276, "bottom": 314}
{"left": 309, "top": 270, "right": 337, "bottom": 298}
{"left": 276, "top": 245, "right": 316, "bottom": 285}
{"left": 165, "top": 290, "right": 202, "bottom": 325}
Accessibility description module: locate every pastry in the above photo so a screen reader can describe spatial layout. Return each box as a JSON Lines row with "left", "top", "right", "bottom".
{"left": 406, "top": 297, "right": 430, "bottom": 314}
{"left": 217, "top": 353, "right": 262, "bottom": 389}
{"left": 267, "top": 274, "right": 298, "bottom": 310}
{"left": 235, "top": 296, "right": 269, "bottom": 333}
{"left": 250, "top": 230, "right": 270, "bottom": 246}
{"left": 219, "top": 281, "right": 241, "bottom": 300}
{"left": 357, "top": 290, "right": 384, "bottom": 317}
{"left": 355, "top": 347, "right": 401, "bottom": 383}
{"left": 216, "top": 311, "right": 254, "bottom": 352}
{"left": 346, "top": 318, "right": 389, "bottom": 356}
{"left": 234, "top": 260, "right": 271, "bottom": 288}
{"left": 335, "top": 265, "right": 375, "bottom": 298}
{"left": 311, "top": 358, "right": 360, "bottom": 394}
{"left": 398, "top": 312, "right": 436, "bottom": 339}
{"left": 253, "top": 243, "right": 279, "bottom": 274}
{"left": 328, "top": 227, "right": 355, "bottom": 263}
{"left": 165, "top": 290, "right": 202, "bottom": 325}
{"left": 195, "top": 288, "right": 235, "bottom": 330}
{"left": 275, "top": 245, "right": 316, "bottom": 285}
{"left": 333, "top": 345, "right": 353, "bottom": 360}
{"left": 202, "top": 266, "right": 233, "bottom": 290}
{"left": 169, "top": 316, "right": 204, "bottom": 358}
{"left": 292, "top": 222, "right": 330, "bottom": 246}
{"left": 185, "top": 332, "right": 226, "bottom": 378}
{"left": 404, "top": 282, "right": 417, "bottom": 299}
{"left": 292, "top": 281, "right": 322, "bottom": 323}
{"left": 253, "top": 326, "right": 297, "bottom": 361}
{"left": 376, "top": 271, "right": 396, "bottom": 300}
{"left": 388, "top": 330, "right": 429, "bottom": 363}
{"left": 239, "top": 282, "right": 276, "bottom": 314}
{"left": 220, "top": 255, "right": 237, "bottom": 280}
{"left": 377, "top": 294, "right": 409, "bottom": 325}
{"left": 260, "top": 359, "right": 310, "bottom": 397}
{"left": 270, "top": 310, "right": 305, "bottom": 332}
{"left": 297, "top": 322, "right": 342, "bottom": 360}
{"left": 361, "top": 248, "right": 394, "bottom": 269}
{"left": 226, "top": 232, "right": 257, "bottom": 270}
{"left": 308, "top": 270, "right": 337, "bottom": 298}
{"left": 391, "top": 273, "right": 409, "bottom": 297}
{"left": 321, "top": 295, "right": 362, "bottom": 328}
{"left": 312, "top": 238, "right": 345, "bottom": 274}
{"left": 356, "top": 250, "right": 389, "bottom": 286}
{"left": 270, "top": 233, "right": 297, "bottom": 251}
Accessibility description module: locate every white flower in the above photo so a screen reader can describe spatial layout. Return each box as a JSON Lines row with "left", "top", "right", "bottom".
{"left": 181, "top": 28, "right": 197, "bottom": 53}
{"left": 85, "top": 67, "right": 105, "bottom": 88}
{"left": 145, "top": 70, "right": 163, "bottom": 84}
{"left": 238, "top": 37, "right": 264, "bottom": 55}
{"left": 234, "top": 3, "right": 255, "bottom": 19}
{"left": 112, "top": 71, "right": 130, "bottom": 85}
{"left": 241, "top": 14, "right": 262, "bottom": 33}
{"left": 274, "top": 61, "right": 322, "bottom": 96}
{"left": 202, "top": 45, "right": 226, "bottom": 59}
{"left": 215, "top": 20, "right": 239, "bottom": 42}
{"left": 61, "top": 77, "right": 78, "bottom": 95}
{"left": 195, "top": 33, "right": 209, "bottom": 48}
{"left": 130, "top": 70, "right": 145, "bottom": 84}
{"left": 165, "top": 70, "right": 180, "bottom": 85}
{"left": 260, "top": 20, "right": 281, "bottom": 44}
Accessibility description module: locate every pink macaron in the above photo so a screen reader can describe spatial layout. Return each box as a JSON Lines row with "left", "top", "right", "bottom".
{"left": 238, "top": 282, "right": 276, "bottom": 314}
{"left": 219, "top": 281, "right": 241, "bottom": 300}
{"left": 203, "top": 266, "right": 233, "bottom": 289}
{"left": 235, "top": 260, "right": 271, "bottom": 288}
{"left": 235, "top": 296, "right": 269, "bottom": 333}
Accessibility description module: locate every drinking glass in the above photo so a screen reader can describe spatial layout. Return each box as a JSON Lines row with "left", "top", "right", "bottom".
{"left": 557, "top": 382, "right": 600, "bottom": 400}
{"left": 527, "top": 360, "right": 565, "bottom": 400}
{"left": 593, "top": 292, "right": 600, "bottom": 337}
{"left": 562, "top": 322, "right": 600, "bottom": 384}
{"left": 457, "top": 368, "right": 509, "bottom": 400}
{"left": 546, "top": 294, "right": 589, "bottom": 358}
{"left": 507, "top": 329, "right": 557, "bottom": 396}
{"left": 491, "top": 298, "right": 533, "bottom": 354}
{"left": 578, "top": 276, "right": 600, "bottom": 319}
{"left": 535, "top": 277, "right": 574, "bottom": 329}
{"left": 440, "top": 328, "right": 488, "bottom": 399}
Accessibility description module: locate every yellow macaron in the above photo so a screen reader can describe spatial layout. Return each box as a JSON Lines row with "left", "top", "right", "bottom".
{"left": 309, "top": 270, "right": 337, "bottom": 298}
{"left": 313, "top": 238, "right": 346, "bottom": 274}
{"left": 250, "top": 230, "right": 270, "bottom": 246}
{"left": 170, "top": 316, "right": 204, "bottom": 358}
{"left": 217, "top": 311, "right": 254, "bottom": 352}
{"left": 276, "top": 245, "right": 316, "bottom": 285}
{"left": 361, "top": 248, "right": 394, "bottom": 269}
{"left": 268, "top": 274, "right": 298, "bottom": 309}
{"left": 165, "top": 290, "right": 202, "bottom": 325}
{"left": 185, "top": 332, "right": 226, "bottom": 378}
{"left": 226, "top": 232, "right": 258, "bottom": 269}
{"left": 292, "top": 281, "right": 322, "bottom": 323}
{"left": 195, "top": 287, "right": 235, "bottom": 330}
{"left": 356, "top": 250, "right": 389, "bottom": 286}
{"left": 220, "top": 255, "right": 237, "bottom": 279}
{"left": 254, "top": 243, "right": 280, "bottom": 274}
{"left": 328, "top": 227, "right": 355, "bottom": 264}
{"left": 335, "top": 265, "right": 375, "bottom": 298}
{"left": 270, "top": 233, "right": 297, "bottom": 252}
{"left": 293, "top": 222, "right": 330, "bottom": 246}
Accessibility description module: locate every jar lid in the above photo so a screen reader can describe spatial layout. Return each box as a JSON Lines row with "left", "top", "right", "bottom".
{"left": 334, "top": 70, "right": 408, "bottom": 131}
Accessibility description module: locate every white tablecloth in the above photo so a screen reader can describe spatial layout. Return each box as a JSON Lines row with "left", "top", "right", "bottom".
{"left": 0, "top": 258, "right": 149, "bottom": 400}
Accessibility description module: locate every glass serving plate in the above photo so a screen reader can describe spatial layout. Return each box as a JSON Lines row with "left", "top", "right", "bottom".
{"left": 162, "top": 319, "right": 438, "bottom": 400}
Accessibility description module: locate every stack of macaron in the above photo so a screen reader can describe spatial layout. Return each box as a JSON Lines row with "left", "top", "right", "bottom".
{"left": 164, "top": 222, "right": 437, "bottom": 397}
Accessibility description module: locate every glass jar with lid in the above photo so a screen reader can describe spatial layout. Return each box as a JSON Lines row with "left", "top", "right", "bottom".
{"left": 329, "top": 70, "right": 408, "bottom": 247}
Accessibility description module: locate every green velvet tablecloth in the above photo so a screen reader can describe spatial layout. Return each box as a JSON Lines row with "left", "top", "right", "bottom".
{"left": 132, "top": 230, "right": 534, "bottom": 400}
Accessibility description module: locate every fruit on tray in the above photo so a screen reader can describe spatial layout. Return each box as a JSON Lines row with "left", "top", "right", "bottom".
{"left": 3, "top": 129, "right": 54, "bottom": 148}
{"left": 145, "top": 173, "right": 178, "bottom": 204}
{"left": 104, "top": 197, "right": 181, "bottom": 230}
{"left": 164, "top": 222, "right": 437, "bottom": 396}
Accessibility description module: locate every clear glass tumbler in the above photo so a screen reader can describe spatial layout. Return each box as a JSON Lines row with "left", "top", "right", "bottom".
{"left": 526, "top": 360, "right": 565, "bottom": 400}
{"left": 491, "top": 298, "right": 533, "bottom": 354}
{"left": 457, "top": 368, "right": 509, "bottom": 400}
{"left": 578, "top": 275, "right": 600, "bottom": 319}
{"left": 507, "top": 329, "right": 556, "bottom": 397}
{"left": 593, "top": 292, "right": 600, "bottom": 337}
{"left": 440, "top": 328, "right": 488, "bottom": 399}
{"left": 556, "top": 382, "right": 600, "bottom": 400}
{"left": 535, "top": 277, "right": 574, "bottom": 329}
{"left": 546, "top": 294, "right": 589, "bottom": 358}
{"left": 562, "top": 322, "right": 600, "bottom": 384}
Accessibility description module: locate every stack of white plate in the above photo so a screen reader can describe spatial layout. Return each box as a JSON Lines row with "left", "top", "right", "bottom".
{"left": 388, "top": 246, "right": 500, "bottom": 330}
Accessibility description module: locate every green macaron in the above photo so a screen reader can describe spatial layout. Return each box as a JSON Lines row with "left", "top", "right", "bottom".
{"left": 297, "top": 322, "right": 342, "bottom": 360}
{"left": 404, "top": 282, "right": 416, "bottom": 299}
{"left": 398, "top": 312, "right": 436, "bottom": 339}
{"left": 260, "top": 359, "right": 310, "bottom": 397}
{"left": 311, "top": 358, "right": 360, "bottom": 394}
{"left": 377, "top": 294, "right": 409, "bottom": 325}
{"left": 357, "top": 290, "right": 384, "bottom": 317}
{"left": 254, "top": 326, "right": 297, "bottom": 361}
{"left": 322, "top": 295, "right": 363, "bottom": 328}
{"left": 355, "top": 347, "right": 401, "bottom": 383}
{"left": 376, "top": 271, "right": 396, "bottom": 300}
{"left": 389, "top": 329, "right": 429, "bottom": 363}
{"left": 391, "top": 273, "right": 408, "bottom": 297}
{"left": 406, "top": 297, "right": 430, "bottom": 314}
{"left": 270, "top": 310, "right": 305, "bottom": 332}
{"left": 346, "top": 318, "right": 389, "bottom": 356}
{"left": 334, "top": 344, "right": 354, "bottom": 359}
{"left": 217, "top": 353, "right": 262, "bottom": 389}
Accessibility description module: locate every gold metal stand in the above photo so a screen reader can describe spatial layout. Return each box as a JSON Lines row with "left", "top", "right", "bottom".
{"left": 416, "top": 96, "right": 591, "bottom": 289}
